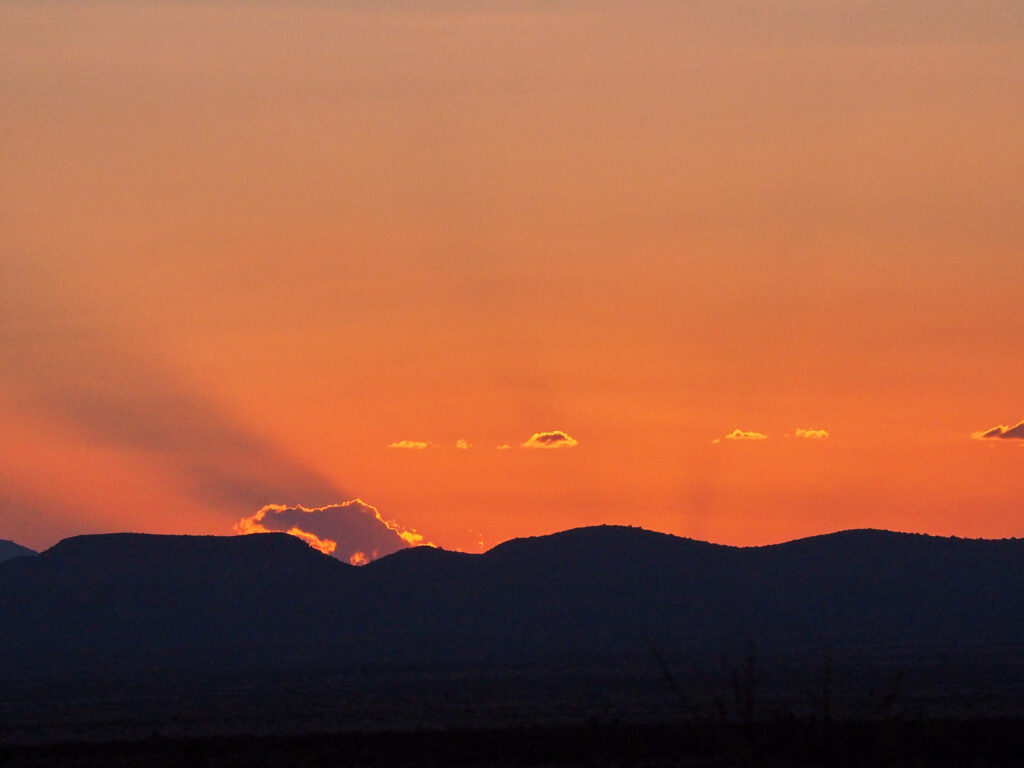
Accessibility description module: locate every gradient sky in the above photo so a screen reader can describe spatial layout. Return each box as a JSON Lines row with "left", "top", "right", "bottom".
{"left": 2, "top": 1, "right": 1023, "bottom": 553}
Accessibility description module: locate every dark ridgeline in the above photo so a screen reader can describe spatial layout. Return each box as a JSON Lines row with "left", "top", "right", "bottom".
{"left": 0, "top": 540, "right": 36, "bottom": 564}
{"left": 1, "top": 526, "right": 1022, "bottom": 676}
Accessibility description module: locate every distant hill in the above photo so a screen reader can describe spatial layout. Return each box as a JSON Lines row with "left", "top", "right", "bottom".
{"left": 0, "top": 532, "right": 355, "bottom": 671}
{"left": 0, "top": 538, "right": 36, "bottom": 563}
{"left": 1, "top": 526, "right": 1022, "bottom": 677}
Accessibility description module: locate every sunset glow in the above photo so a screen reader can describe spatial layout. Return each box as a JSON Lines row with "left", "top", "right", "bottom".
{"left": 2, "top": 1, "right": 1022, "bottom": 554}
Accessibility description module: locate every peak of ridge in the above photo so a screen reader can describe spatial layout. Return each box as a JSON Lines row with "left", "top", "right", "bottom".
{"left": 483, "top": 524, "right": 731, "bottom": 562}
{"left": 0, "top": 539, "right": 37, "bottom": 563}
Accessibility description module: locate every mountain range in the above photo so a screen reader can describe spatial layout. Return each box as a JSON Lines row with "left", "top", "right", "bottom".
{"left": 1, "top": 526, "right": 1022, "bottom": 679}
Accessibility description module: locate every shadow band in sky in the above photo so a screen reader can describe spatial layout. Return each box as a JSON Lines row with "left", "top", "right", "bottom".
{"left": 2, "top": 324, "right": 344, "bottom": 516}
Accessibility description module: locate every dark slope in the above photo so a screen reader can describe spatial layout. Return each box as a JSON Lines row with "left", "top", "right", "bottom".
{"left": 745, "top": 530, "right": 1024, "bottom": 646}
{"left": 439, "top": 526, "right": 740, "bottom": 655}
{"left": 1, "top": 527, "right": 1022, "bottom": 676}
{"left": 0, "top": 533, "right": 358, "bottom": 671}
{"left": 0, "top": 539, "right": 36, "bottom": 563}
{"left": 356, "top": 525, "right": 1024, "bottom": 659}
{"left": 354, "top": 526, "right": 737, "bottom": 657}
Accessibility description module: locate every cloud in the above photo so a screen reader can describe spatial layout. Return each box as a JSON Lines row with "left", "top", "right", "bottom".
{"left": 521, "top": 430, "right": 579, "bottom": 449}
{"left": 795, "top": 428, "right": 829, "bottom": 440}
{"left": 972, "top": 420, "right": 1024, "bottom": 440}
{"left": 496, "top": 444, "right": 512, "bottom": 450}
{"left": 456, "top": 439, "right": 471, "bottom": 450}
{"left": 388, "top": 440, "right": 429, "bottom": 449}
{"left": 280, "top": 526, "right": 338, "bottom": 556}
{"left": 234, "top": 499, "right": 433, "bottom": 564}
{"left": 723, "top": 429, "right": 768, "bottom": 441}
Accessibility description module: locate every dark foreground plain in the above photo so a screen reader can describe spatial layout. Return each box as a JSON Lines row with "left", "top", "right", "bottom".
{"left": 3, "top": 649, "right": 1024, "bottom": 766}
{"left": 4, "top": 720, "right": 1024, "bottom": 767}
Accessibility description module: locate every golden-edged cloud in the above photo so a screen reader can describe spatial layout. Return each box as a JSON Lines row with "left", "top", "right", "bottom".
{"left": 279, "top": 526, "right": 338, "bottom": 556}
{"left": 972, "top": 420, "right": 1024, "bottom": 441}
{"left": 234, "top": 499, "right": 434, "bottom": 565}
{"left": 723, "top": 429, "right": 768, "bottom": 441}
{"left": 521, "top": 430, "right": 579, "bottom": 449}
{"left": 795, "top": 428, "right": 829, "bottom": 440}
{"left": 456, "top": 439, "right": 472, "bottom": 450}
{"left": 388, "top": 440, "right": 429, "bottom": 450}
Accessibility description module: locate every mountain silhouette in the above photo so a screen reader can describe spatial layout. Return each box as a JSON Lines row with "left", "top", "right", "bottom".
{"left": 1, "top": 526, "right": 1022, "bottom": 678}
{"left": 0, "top": 538, "right": 36, "bottom": 563}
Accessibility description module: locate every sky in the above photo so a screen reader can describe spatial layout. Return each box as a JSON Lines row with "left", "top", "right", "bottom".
{"left": 2, "top": 1, "right": 1023, "bottom": 556}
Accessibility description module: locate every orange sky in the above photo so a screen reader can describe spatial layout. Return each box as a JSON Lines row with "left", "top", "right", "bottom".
{"left": 2, "top": 1, "right": 1023, "bottom": 553}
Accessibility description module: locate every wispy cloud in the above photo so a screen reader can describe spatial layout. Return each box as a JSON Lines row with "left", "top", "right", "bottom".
{"left": 521, "top": 430, "right": 579, "bottom": 448}
{"left": 234, "top": 499, "right": 433, "bottom": 564}
{"left": 388, "top": 440, "right": 429, "bottom": 450}
{"left": 972, "top": 420, "right": 1024, "bottom": 440}
{"left": 456, "top": 439, "right": 472, "bottom": 450}
{"left": 795, "top": 428, "right": 829, "bottom": 440}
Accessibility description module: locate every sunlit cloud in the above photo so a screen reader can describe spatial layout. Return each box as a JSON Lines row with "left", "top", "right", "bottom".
{"left": 972, "top": 420, "right": 1024, "bottom": 440}
{"left": 456, "top": 439, "right": 472, "bottom": 450}
{"left": 521, "top": 430, "right": 579, "bottom": 448}
{"left": 795, "top": 428, "right": 829, "bottom": 440}
{"left": 282, "top": 526, "right": 337, "bottom": 556}
{"left": 233, "top": 499, "right": 434, "bottom": 564}
{"left": 723, "top": 429, "right": 768, "bottom": 441}
{"left": 496, "top": 444, "right": 512, "bottom": 450}
{"left": 388, "top": 440, "right": 429, "bottom": 450}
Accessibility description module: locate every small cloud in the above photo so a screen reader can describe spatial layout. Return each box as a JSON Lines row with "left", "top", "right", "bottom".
{"left": 496, "top": 444, "right": 512, "bottom": 450}
{"left": 972, "top": 420, "right": 1024, "bottom": 441}
{"left": 795, "top": 428, "right": 829, "bottom": 440}
{"left": 456, "top": 439, "right": 472, "bottom": 450}
{"left": 724, "top": 429, "right": 768, "bottom": 441}
{"left": 710, "top": 438, "right": 721, "bottom": 445}
{"left": 349, "top": 551, "right": 369, "bottom": 566}
{"left": 388, "top": 440, "right": 429, "bottom": 450}
{"left": 521, "top": 430, "right": 579, "bottom": 449}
